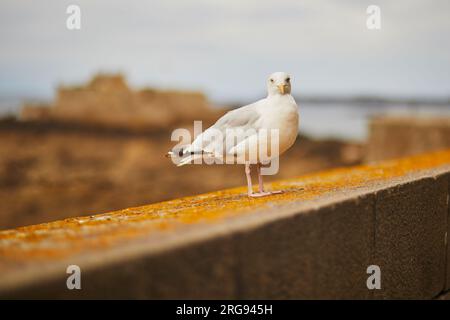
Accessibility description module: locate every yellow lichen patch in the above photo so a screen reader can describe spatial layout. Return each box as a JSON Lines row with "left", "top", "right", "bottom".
{"left": 1, "top": 149, "right": 450, "bottom": 269}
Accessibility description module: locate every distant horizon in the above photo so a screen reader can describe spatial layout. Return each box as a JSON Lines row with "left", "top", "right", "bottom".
{"left": 2, "top": 90, "right": 450, "bottom": 105}
{"left": 1, "top": 75, "right": 449, "bottom": 106}
{"left": 1, "top": 71, "right": 450, "bottom": 109}
{"left": 1, "top": 89, "right": 449, "bottom": 118}
{"left": 1, "top": 69, "right": 450, "bottom": 106}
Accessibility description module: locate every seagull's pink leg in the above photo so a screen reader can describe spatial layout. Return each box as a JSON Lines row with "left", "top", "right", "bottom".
{"left": 245, "top": 162, "right": 253, "bottom": 196}
{"left": 248, "top": 163, "right": 283, "bottom": 197}
{"left": 257, "top": 163, "right": 265, "bottom": 193}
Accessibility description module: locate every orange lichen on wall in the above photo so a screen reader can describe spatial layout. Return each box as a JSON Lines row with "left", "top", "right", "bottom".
{"left": 1, "top": 149, "right": 450, "bottom": 268}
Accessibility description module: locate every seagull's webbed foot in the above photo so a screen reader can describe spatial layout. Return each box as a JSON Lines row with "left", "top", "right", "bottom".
{"left": 269, "top": 190, "right": 283, "bottom": 195}
{"left": 248, "top": 190, "right": 284, "bottom": 198}
{"left": 248, "top": 192, "right": 272, "bottom": 198}
{"left": 245, "top": 162, "right": 284, "bottom": 198}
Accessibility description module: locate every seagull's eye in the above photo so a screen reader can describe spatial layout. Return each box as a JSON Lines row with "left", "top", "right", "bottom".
{"left": 270, "top": 79, "right": 274, "bottom": 83}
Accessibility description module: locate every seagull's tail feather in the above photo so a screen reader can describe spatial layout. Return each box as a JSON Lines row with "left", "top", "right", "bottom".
{"left": 166, "top": 144, "right": 214, "bottom": 166}
{"left": 176, "top": 154, "right": 204, "bottom": 167}
{"left": 166, "top": 144, "right": 189, "bottom": 159}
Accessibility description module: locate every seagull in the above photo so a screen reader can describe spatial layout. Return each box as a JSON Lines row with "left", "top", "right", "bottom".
{"left": 167, "top": 72, "right": 299, "bottom": 197}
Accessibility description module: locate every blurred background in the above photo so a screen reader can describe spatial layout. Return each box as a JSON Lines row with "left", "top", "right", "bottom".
{"left": 0, "top": 0, "right": 449, "bottom": 229}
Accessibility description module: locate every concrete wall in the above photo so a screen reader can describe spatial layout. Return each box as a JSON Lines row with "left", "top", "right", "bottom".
{"left": 1, "top": 150, "right": 450, "bottom": 299}
{"left": 366, "top": 116, "right": 450, "bottom": 162}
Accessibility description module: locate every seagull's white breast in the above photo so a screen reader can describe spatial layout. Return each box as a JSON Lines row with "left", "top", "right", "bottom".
{"left": 259, "top": 95, "right": 299, "bottom": 157}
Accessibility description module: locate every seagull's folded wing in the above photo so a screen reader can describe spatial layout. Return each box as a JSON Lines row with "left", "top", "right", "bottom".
{"left": 188, "top": 102, "right": 264, "bottom": 157}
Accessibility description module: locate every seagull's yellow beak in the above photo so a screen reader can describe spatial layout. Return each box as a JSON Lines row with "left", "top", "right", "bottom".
{"left": 278, "top": 84, "right": 286, "bottom": 94}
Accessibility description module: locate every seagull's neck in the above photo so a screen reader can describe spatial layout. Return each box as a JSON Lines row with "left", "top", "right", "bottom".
{"left": 264, "top": 93, "right": 297, "bottom": 111}
{"left": 267, "top": 93, "right": 294, "bottom": 102}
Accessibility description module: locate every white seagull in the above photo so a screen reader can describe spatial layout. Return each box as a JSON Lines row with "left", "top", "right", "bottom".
{"left": 167, "top": 72, "right": 299, "bottom": 197}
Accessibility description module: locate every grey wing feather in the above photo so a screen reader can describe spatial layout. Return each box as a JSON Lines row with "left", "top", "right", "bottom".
{"left": 206, "top": 103, "right": 262, "bottom": 155}
{"left": 213, "top": 104, "right": 261, "bottom": 131}
{"left": 186, "top": 102, "right": 263, "bottom": 157}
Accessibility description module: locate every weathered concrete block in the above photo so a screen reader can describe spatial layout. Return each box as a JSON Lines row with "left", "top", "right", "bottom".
{"left": 1, "top": 150, "right": 450, "bottom": 299}
{"left": 235, "top": 196, "right": 374, "bottom": 299}
{"left": 447, "top": 173, "right": 450, "bottom": 292}
{"left": 6, "top": 235, "right": 237, "bottom": 299}
{"left": 436, "top": 290, "right": 450, "bottom": 300}
{"left": 373, "top": 175, "right": 448, "bottom": 299}
{"left": 89, "top": 236, "right": 237, "bottom": 299}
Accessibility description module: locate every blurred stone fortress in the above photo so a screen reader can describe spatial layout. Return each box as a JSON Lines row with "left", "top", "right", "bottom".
{"left": 366, "top": 116, "right": 450, "bottom": 162}
{"left": 20, "top": 74, "right": 220, "bottom": 130}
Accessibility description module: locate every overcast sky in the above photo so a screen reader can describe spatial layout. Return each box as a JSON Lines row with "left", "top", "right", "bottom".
{"left": 1, "top": 0, "right": 449, "bottom": 103}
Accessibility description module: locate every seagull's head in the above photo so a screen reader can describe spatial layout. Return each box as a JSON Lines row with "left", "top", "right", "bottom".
{"left": 267, "top": 72, "right": 291, "bottom": 96}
